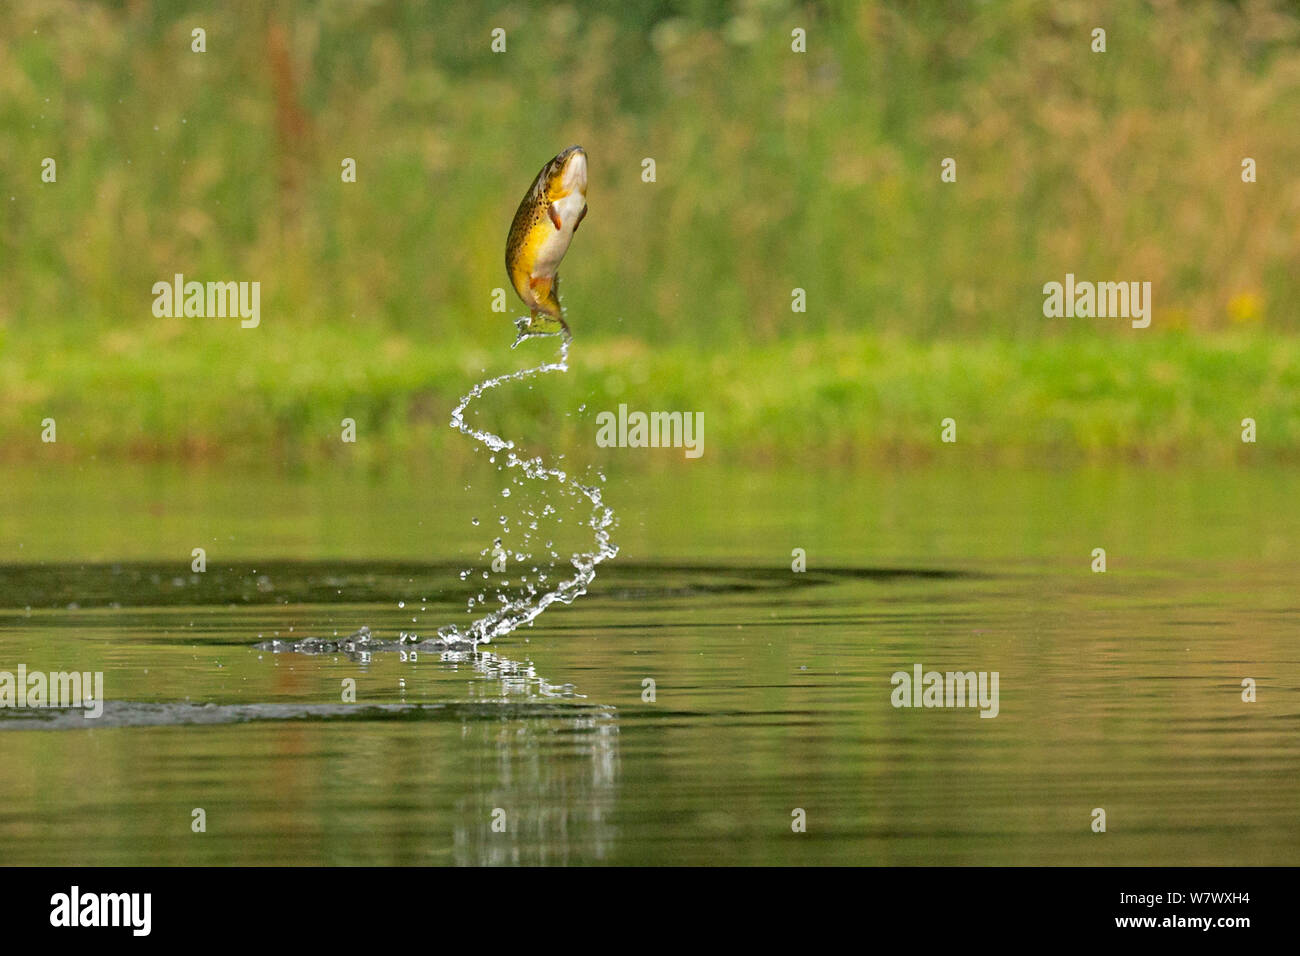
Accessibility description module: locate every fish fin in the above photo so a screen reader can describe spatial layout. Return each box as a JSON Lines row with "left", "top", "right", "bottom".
{"left": 574, "top": 204, "right": 588, "bottom": 233}
{"left": 547, "top": 202, "right": 562, "bottom": 230}
{"left": 528, "top": 274, "right": 553, "bottom": 303}
{"left": 528, "top": 275, "right": 563, "bottom": 319}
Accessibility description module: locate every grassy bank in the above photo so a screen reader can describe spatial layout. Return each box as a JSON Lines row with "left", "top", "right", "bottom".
{"left": 3, "top": 1, "right": 1299, "bottom": 468}
{"left": 3, "top": 323, "right": 1296, "bottom": 466}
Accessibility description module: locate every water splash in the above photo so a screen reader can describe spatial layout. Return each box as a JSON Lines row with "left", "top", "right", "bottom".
{"left": 436, "top": 327, "right": 618, "bottom": 645}
{"left": 254, "top": 627, "right": 580, "bottom": 693}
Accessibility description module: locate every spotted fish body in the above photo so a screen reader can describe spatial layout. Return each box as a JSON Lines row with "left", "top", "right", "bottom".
{"left": 505, "top": 146, "right": 588, "bottom": 336}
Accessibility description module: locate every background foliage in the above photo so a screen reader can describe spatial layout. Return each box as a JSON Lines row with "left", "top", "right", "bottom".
{"left": 2, "top": 0, "right": 1298, "bottom": 463}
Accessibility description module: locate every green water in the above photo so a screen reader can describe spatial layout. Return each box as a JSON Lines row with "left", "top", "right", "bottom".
{"left": 0, "top": 461, "right": 1297, "bottom": 865}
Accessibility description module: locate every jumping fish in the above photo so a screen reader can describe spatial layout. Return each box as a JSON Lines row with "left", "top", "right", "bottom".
{"left": 505, "top": 145, "right": 588, "bottom": 340}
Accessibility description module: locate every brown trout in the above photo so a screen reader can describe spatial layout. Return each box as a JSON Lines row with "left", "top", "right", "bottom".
{"left": 505, "top": 145, "right": 588, "bottom": 339}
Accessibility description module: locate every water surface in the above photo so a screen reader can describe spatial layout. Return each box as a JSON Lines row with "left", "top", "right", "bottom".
{"left": 0, "top": 461, "right": 1296, "bottom": 864}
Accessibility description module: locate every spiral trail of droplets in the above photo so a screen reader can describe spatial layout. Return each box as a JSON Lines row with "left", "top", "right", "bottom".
{"left": 436, "top": 329, "right": 618, "bottom": 645}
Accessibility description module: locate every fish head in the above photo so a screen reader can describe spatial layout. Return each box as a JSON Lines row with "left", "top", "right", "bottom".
{"left": 543, "top": 145, "right": 587, "bottom": 201}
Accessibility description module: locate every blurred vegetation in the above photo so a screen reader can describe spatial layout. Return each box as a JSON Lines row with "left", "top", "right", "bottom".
{"left": 1, "top": 0, "right": 1299, "bottom": 463}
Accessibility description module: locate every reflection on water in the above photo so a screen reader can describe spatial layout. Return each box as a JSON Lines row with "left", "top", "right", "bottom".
{"left": 0, "top": 593, "right": 621, "bottom": 864}
{"left": 0, "top": 696, "right": 608, "bottom": 731}
{"left": 0, "top": 462, "right": 1297, "bottom": 864}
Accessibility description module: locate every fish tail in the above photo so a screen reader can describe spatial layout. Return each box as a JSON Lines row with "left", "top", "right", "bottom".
{"left": 519, "top": 310, "right": 567, "bottom": 335}
{"left": 514, "top": 302, "right": 571, "bottom": 347}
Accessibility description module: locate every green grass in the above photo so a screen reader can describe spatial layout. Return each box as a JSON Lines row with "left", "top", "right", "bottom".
{"left": 3, "top": 321, "right": 1296, "bottom": 465}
